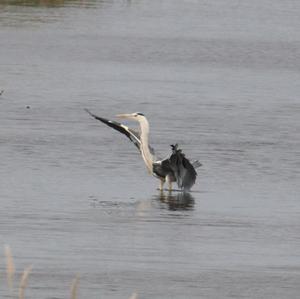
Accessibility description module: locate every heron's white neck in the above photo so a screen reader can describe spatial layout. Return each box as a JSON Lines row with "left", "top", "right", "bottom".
{"left": 138, "top": 117, "right": 154, "bottom": 174}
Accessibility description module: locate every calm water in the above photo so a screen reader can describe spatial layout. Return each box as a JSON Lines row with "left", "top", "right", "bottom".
{"left": 0, "top": 0, "right": 300, "bottom": 298}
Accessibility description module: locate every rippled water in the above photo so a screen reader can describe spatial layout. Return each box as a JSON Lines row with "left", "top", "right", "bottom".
{"left": 0, "top": 0, "right": 300, "bottom": 298}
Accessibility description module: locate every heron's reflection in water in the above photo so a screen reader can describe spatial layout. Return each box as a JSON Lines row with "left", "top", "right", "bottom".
{"left": 155, "top": 191, "right": 195, "bottom": 211}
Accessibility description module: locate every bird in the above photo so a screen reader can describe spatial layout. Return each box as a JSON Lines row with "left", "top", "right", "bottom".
{"left": 85, "top": 109, "right": 202, "bottom": 192}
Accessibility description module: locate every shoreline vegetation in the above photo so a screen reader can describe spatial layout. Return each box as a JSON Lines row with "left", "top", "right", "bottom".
{"left": 0, "top": 0, "right": 88, "bottom": 7}
{"left": 3, "top": 245, "right": 138, "bottom": 299}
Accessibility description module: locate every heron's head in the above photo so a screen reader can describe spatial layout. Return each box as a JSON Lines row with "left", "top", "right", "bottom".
{"left": 116, "top": 112, "right": 145, "bottom": 121}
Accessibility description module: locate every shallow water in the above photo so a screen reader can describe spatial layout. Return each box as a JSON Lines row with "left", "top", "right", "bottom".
{"left": 0, "top": 0, "right": 300, "bottom": 298}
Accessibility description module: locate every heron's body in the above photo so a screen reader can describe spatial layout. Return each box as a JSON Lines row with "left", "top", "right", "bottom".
{"left": 85, "top": 110, "right": 201, "bottom": 191}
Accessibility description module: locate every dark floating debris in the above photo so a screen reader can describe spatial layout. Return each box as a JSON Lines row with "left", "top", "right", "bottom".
{"left": 0, "top": 90, "right": 4, "bottom": 96}
{"left": 26, "top": 106, "right": 30, "bottom": 109}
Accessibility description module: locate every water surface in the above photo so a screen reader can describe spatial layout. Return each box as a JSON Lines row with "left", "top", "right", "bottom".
{"left": 0, "top": 0, "right": 300, "bottom": 298}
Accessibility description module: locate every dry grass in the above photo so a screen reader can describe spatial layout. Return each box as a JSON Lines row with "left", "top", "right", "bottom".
{"left": 129, "top": 292, "right": 138, "bottom": 299}
{"left": 19, "top": 265, "right": 32, "bottom": 299}
{"left": 70, "top": 274, "right": 80, "bottom": 299}
{"left": 4, "top": 244, "right": 15, "bottom": 293}
{"left": 4, "top": 245, "right": 138, "bottom": 299}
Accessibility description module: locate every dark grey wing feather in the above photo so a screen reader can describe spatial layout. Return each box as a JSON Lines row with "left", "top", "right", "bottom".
{"left": 192, "top": 160, "right": 202, "bottom": 168}
{"left": 169, "top": 149, "right": 197, "bottom": 191}
{"left": 153, "top": 158, "right": 172, "bottom": 178}
{"left": 153, "top": 147, "right": 197, "bottom": 190}
{"left": 85, "top": 109, "right": 141, "bottom": 150}
{"left": 181, "top": 157, "right": 197, "bottom": 190}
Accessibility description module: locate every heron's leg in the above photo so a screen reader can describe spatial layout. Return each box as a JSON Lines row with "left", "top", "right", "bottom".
{"left": 159, "top": 179, "right": 165, "bottom": 191}
{"left": 166, "top": 175, "right": 172, "bottom": 192}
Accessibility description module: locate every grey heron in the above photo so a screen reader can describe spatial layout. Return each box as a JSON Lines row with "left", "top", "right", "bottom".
{"left": 85, "top": 110, "right": 201, "bottom": 191}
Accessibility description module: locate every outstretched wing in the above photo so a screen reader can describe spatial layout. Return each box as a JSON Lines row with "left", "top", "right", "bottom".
{"left": 85, "top": 109, "right": 141, "bottom": 150}
{"left": 169, "top": 150, "right": 197, "bottom": 191}
{"left": 126, "top": 128, "right": 156, "bottom": 156}
{"left": 85, "top": 109, "right": 156, "bottom": 157}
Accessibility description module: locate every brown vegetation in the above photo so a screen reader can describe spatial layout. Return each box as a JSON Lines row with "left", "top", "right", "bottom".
{"left": 4, "top": 245, "right": 138, "bottom": 299}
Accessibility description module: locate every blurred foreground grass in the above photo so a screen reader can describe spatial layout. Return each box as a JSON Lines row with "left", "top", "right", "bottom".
{"left": 0, "top": 0, "right": 87, "bottom": 7}
{"left": 3, "top": 245, "right": 138, "bottom": 299}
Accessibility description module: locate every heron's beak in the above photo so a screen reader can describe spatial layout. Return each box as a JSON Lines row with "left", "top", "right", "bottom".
{"left": 116, "top": 113, "right": 134, "bottom": 119}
